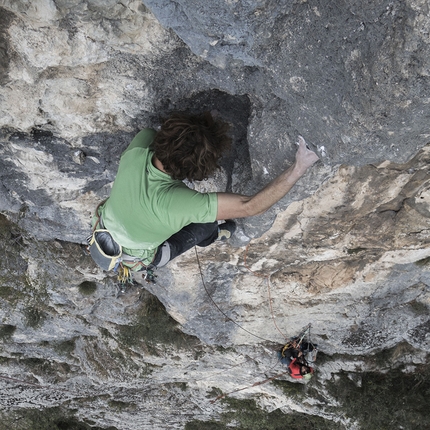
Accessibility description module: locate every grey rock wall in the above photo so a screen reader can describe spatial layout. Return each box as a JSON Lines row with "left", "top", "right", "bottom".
{"left": 1, "top": 0, "right": 429, "bottom": 242}
{"left": 0, "top": 0, "right": 429, "bottom": 429}
{"left": 144, "top": 0, "right": 430, "bottom": 165}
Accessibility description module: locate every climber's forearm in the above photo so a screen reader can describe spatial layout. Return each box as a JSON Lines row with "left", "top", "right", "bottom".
{"left": 216, "top": 136, "right": 319, "bottom": 220}
{"left": 216, "top": 161, "right": 307, "bottom": 220}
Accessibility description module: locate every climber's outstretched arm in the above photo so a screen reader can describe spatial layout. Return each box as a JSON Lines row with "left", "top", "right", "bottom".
{"left": 216, "top": 136, "right": 319, "bottom": 220}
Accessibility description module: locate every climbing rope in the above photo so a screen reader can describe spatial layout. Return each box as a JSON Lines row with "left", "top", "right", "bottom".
{"left": 195, "top": 241, "right": 291, "bottom": 343}
{"left": 243, "top": 242, "right": 288, "bottom": 340}
{"left": 195, "top": 242, "right": 317, "bottom": 401}
{"left": 210, "top": 369, "right": 289, "bottom": 403}
{"left": 194, "top": 247, "right": 274, "bottom": 343}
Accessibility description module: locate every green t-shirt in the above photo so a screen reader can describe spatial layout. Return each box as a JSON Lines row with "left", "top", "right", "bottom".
{"left": 101, "top": 129, "right": 218, "bottom": 265}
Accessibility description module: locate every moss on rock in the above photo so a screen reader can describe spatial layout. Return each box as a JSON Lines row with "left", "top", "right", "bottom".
{"left": 326, "top": 363, "right": 430, "bottom": 430}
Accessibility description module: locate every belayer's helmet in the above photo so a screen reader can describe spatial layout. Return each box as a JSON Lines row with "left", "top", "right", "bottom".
{"left": 301, "top": 365, "right": 314, "bottom": 380}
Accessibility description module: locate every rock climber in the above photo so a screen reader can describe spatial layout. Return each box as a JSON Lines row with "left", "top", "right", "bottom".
{"left": 93, "top": 111, "right": 319, "bottom": 272}
{"left": 279, "top": 339, "right": 316, "bottom": 380}
{"left": 288, "top": 356, "right": 314, "bottom": 380}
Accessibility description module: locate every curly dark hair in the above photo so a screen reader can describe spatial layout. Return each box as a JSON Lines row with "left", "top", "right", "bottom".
{"left": 153, "top": 112, "right": 231, "bottom": 181}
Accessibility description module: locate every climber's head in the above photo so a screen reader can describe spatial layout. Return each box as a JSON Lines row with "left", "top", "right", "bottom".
{"left": 153, "top": 112, "right": 231, "bottom": 181}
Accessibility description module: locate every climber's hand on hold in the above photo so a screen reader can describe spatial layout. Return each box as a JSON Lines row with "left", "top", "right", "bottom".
{"left": 216, "top": 135, "right": 319, "bottom": 220}
{"left": 295, "top": 135, "right": 319, "bottom": 174}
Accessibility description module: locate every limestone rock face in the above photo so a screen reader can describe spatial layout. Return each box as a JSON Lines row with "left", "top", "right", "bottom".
{"left": 0, "top": 1, "right": 429, "bottom": 429}
{"left": 1, "top": 0, "right": 430, "bottom": 241}
{"left": 153, "top": 145, "right": 430, "bottom": 352}
{"left": 144, "top": 0, "right": 430, "bottom": 165}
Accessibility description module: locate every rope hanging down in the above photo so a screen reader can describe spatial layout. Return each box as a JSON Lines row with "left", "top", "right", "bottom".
{"left": 243, "top": 243, "right": 288, "bottom": 340}
{"left": 195, "top": 241, "right": 293, "bottom": 343}
{"left": 194, "top": 247, "right": 274, "bottom": 343}
{"left": 210, "top": 370, "right": 290, "bottom": 403}
{"left": 195, "top": 244, "right": 317, "bottom": 402}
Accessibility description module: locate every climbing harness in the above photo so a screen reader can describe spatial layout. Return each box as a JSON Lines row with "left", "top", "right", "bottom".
{"left": 280, "top": 324, "right": 310, "bottom": 356}
{"left": 86, "top": 201, "right": 157, "bottom": 287}
{"left": 278, "top": 324, "right": 318, "bottom": 383}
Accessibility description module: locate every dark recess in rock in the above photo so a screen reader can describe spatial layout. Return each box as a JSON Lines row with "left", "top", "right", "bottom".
{"left": 156, "top": 89, "right": 253, "bottom": 193}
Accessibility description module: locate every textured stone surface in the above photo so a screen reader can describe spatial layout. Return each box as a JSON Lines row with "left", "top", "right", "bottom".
{"left": 144, "top": 0, "right": 430, "bottom": 165}
{"left": 0, "top": 0, "right": 429, "bottom": 429}
{"left": 149, "top": 144, "right": 430, "bottom": 352}
{"left": 1, "top": 0, "right": 430, "bottom": 241}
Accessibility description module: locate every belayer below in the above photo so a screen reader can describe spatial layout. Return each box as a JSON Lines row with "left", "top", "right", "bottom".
{"left": 287, "top": 356, "right": 314, "bottom": 380}
{"left": 279, "top": 336, "right": 317, "bottom": 380}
